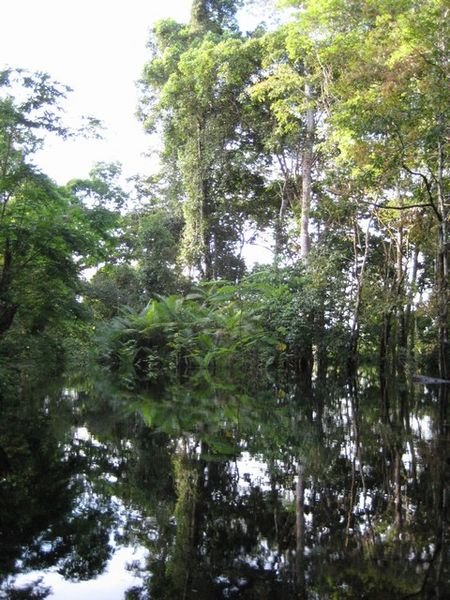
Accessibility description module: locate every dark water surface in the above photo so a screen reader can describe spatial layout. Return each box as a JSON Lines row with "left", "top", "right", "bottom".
{"left": 0, "top": 365, "right": 448, "bottom": 599}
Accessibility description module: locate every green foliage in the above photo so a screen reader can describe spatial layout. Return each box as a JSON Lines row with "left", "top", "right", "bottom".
{"left": 0, "top": 71, "right": 118, "bottom": 344}
{"left": 3, "top": 7, "right": 450, "bottom": 596}
{"left": 98, "top": 281, "right": 276, "bottom": 393}
{"left": 127, "top": 208, "right": 185, "bottom": 297}
{"left": 82, "top": 205, "right": 186, "bottom": 323}
{"left": 190, "top": 0, "right": 242, "bottom": 34}
{"left": 141, "top": 11, "right": 269, "bottom": 279}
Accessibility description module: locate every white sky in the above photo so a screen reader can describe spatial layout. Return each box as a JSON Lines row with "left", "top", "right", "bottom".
{"left": 0, "top": 0, "right": 274, "bottom": 263}
{"left": 0, "top": 0, "right": 193, "bottom": 184}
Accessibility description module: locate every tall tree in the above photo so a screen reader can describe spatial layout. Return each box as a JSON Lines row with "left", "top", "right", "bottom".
{"left": 140, "top": 0, "right": 267, "bottom": 280}
{"left": 278, "top": 0, "right": 449, "bottom": 376}
{"left": 326, "top": 0, "right": 449, "bottom": 377}
{"left": 248, "top": 23, "right": 321, "bottom": 262}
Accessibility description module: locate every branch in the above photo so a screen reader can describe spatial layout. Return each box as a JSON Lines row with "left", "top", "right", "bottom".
{"left": 386, "top": 119, "right": 442, "bottom": 221}
{"left": 401, "top": 163, "right": 441, "bottom": 221}
{"left": 375, "top": 201, "right": 436, "bottom": 211}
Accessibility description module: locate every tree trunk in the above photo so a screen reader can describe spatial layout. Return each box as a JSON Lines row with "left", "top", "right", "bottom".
{"left": 348, "top": 217, "right": 372, "bottom": 373}
{"left": 295, "top": 461, "right": 306, "bottom": 598}
{"left": 0, "top": 303, "right": 18, "bottom": 336}
{"left": 394, "top": 447, "right": 403, "bottom": 531}
{"left": 436, "top": 137, "right": 448, "bottom": 379}
{"left": 300, "top": 80, "right": 314, "bottom": 261}
{"left": 0, "top": 238, "right": 17, "bottom": 336}
{"left": 274, "top": 181, "right": 290, "bottom": 264}
{"left": 405, "top": 247, "right": 419, "bottom": 375}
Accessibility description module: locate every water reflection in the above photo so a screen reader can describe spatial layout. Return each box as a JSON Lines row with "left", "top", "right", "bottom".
{"left": 0, "top": 365, "right": 448, "bottom": 599}
{"left": 0, "top": 378, "right": 146, "bottom": 598}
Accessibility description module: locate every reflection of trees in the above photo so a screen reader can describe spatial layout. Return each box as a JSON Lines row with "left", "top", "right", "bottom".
{"left": 140, "top": 438, "right": 292, "bottom": 600}
{"left": 1, "top": 357, "right": 448, "bottom": 599}
{"left": 152, "top": 379, "right": 448, "bottom": 598}
{"left": 295, "top": 380, "right": 450, "bottom": 599}
{"left": 110, "top": 372, "right": 448, "bottom": 599}
{"left": 0, "top": 379, "right": 118, "bottom": 595}
{"left": 1, "top": 577, "right": 51, "bottom": 599}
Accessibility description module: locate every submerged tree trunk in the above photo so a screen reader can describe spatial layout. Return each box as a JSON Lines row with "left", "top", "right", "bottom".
{"left": 295, "top": 461, "right": 306, "bottom": 598}
{"left": 168, "top": 439, "right": 200, "bottom": 599}
{"left": 394, "top": 447, "right": 403, "bottom": 531}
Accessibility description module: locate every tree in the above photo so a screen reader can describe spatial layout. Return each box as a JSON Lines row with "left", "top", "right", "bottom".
{"left": 0, "top": 71, "right": 118, "bottom": 339}
{"left": 140, "top": 1, "right": 268, "bottom": 280}
{"left": 0, "top": 69, "right": 69, "bottom": 334}
{"left": 277, "top": 0, "right": 449, "bottom": 377}
{"left": 84, "top": 207, "right": 185, "bottom": 320}
{"left": 330, "top": 0, "right": 449, "bottom": 377}
{"left": 190, "top": 0, "right": 242, "bottom": 33}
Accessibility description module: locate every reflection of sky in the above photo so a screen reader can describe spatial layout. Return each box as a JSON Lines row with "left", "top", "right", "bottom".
{"left": 14, "top": 423, "right": 148, "bottom": 598}
{"left": 14, "top": 544, "right": 147, "bottom": 600}
{"left": 237, "top": 452, "right": 270, "bottom": 492}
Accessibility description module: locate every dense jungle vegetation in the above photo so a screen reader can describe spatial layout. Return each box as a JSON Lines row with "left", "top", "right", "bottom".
{"left": 0, "top": 1, "right": 449, "bottom": 598}
{"left": 1, "top": 0, "right": 448, "bottom": 382}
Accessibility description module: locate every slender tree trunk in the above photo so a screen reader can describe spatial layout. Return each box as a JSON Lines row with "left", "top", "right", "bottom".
{"left": 394, "top": 447, "right": 403, "bottom": 531}
{"left": 436, "top": 137, "right": 448, "bottom": 379}
{"left": 348, "top": 216, "right": 372, "bottom": 373}
{"left": 300, "top": 80, "right": 314, "bottom": 261}
{"left": 405, "top": 246, "right": 419, "bottom": 375}
{"left": 395, "top": 224, "right": 406, "bottom": 380}
{"left": 295, "top": 80, "right": 314, "bottom": 598}
{"left": 274, "top": 180, "right": 290, "bottom": 264}
{"left": 202, "top": 176, "right": 214, "bottom": 280}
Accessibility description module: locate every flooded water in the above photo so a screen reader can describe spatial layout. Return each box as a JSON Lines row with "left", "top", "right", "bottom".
{"left": 0, "top": 365, "right": 448, "bottom": 599}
